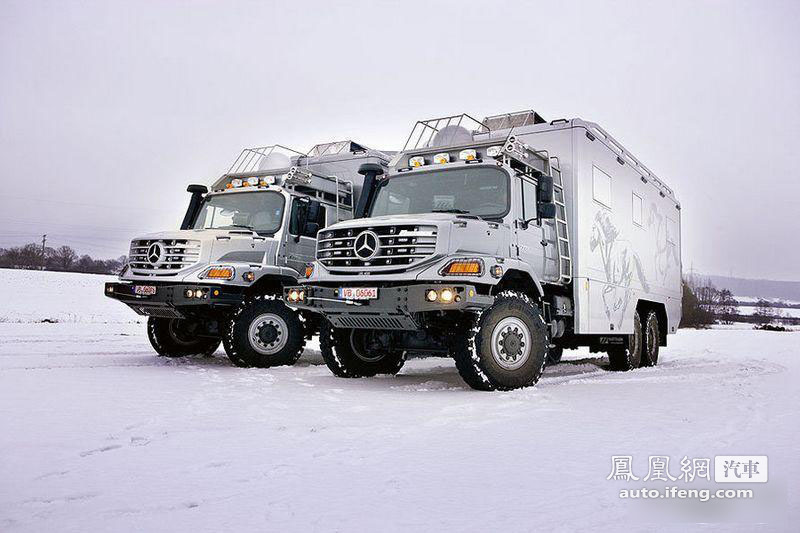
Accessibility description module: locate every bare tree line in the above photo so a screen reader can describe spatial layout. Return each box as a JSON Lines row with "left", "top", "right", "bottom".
{"left": 0, "top": 242, "right": 126, "bottom": 275}
{"left": 682, "top": 277, "right": 798, "bottom": 328}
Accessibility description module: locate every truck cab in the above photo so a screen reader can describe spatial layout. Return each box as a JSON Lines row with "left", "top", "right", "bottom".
{"left": 105, "top": 141, "right": 390, "bottom": 367}
{"left": 287, "top": 111, "right": 682, "bottom": 390}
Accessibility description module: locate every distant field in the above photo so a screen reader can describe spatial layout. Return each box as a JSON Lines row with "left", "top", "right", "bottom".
{"left": 0, "top": 268, "right": 141, "bottom": 324}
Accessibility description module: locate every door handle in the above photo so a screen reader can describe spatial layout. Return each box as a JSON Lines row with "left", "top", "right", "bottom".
{"left": 541, "top": 240, "right": 548, "bottom": 246}
{"left": 216, "top": 236, "right": 231, "bottom": 240}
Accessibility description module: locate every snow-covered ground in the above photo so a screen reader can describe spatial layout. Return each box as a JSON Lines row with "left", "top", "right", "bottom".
{"left": 0, "top": 269, "right": 798, "bottom": 532}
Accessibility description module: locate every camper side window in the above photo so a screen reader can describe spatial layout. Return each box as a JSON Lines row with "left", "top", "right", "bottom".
{"left": 632, "top": 193, "right": 643, "bottom": 226}
{"left": 593, "top": 166, "right": 612, "bottom": 209}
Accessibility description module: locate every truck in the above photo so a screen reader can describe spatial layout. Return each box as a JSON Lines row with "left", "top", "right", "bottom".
{"left": 286, "top": 111, "right": 682, "bottom": 391}
{"left": 105, "top": 141, "right": 390, "bottom": 367}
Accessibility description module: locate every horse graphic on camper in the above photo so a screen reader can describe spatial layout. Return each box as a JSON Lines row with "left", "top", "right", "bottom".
{"left": 590, "top": 211, "right": 650, "bottom": 328}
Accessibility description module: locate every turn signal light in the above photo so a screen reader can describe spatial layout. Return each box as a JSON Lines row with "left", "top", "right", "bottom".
{"left": 202, "top": 266, "right": 235, "bottom": 280}
{"left": 440, "top": 258, "right": 484, "bottom": 276}
{"left": 304, "top": 264, "right": 314, "bottom": 278}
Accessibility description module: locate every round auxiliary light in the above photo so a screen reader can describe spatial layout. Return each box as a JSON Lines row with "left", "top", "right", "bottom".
{"left": 185, "top": 289, "right": 194, "bottom": 298}
{"left": 439, "top": 288, "right": 454, "bottom": 303}
{"left": 298, "top": 290, "right": 305, "bottom": 301}
{"left": 425, "top": 289, "right": 438, "bottom": 302}
{"left": 288, "top": 289, "right": 299, "bottom": 302}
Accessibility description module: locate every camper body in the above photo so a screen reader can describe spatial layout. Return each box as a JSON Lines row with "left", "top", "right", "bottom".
{"left": 105, "top": 142, "right": 389, "bottom": 367}
{"left": 287, "top": 112, "right": 681, "bottom": 390}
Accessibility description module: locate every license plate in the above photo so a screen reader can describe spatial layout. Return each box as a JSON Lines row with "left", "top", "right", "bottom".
{"left": 338, "top": 287, "right": 378, "bottom": 300}
{"left": 134, "top": 285, "right": 157, "bottom": 296}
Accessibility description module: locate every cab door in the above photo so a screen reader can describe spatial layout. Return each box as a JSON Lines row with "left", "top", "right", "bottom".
{"left": 282, "top": 197, "right": 325, "bottom": 275}
{"left": 514, "top": 176, "right": 549, "bottom": 278}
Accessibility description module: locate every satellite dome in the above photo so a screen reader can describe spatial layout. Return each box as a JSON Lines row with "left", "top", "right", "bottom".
{"left": 429, "top": 125, "right": 474, "bottom": 148}
{"left": 258, "top": 151, "right": 292, "bottom": 171}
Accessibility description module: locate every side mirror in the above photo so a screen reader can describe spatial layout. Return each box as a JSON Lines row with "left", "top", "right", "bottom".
{"left": 187, "top": 184, "right": 208, "bottom": 194}
{"left": 304, "top": 222, "right": 320, "bottom": 237}
{"left": 537, "top": 175, "right": 554, "bottom": 203}
{"left": 537, "top": 202, "right": 556, "bottom": 219}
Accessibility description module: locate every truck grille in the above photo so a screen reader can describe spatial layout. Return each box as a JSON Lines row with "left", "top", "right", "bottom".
{"left": 129, "top": 239, "right": 201, "bottom": 276}
{"left": 317, "top": 224, "right": 437, "bottom": 273}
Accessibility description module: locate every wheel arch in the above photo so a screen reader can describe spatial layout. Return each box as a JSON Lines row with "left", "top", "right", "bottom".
{"left": 245, "top": 275, "right": 296, "bottom": 298}
{"left": 636, "top": 299, "right": 668, "bottom": 346}
{"left": 493, "top": 268, "right": 545, "bottom": 301}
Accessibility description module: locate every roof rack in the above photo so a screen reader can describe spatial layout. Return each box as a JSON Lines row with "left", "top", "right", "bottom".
{"left": 481, "top": 110, "right": 546, "bottom": 132}
{"left": 306, "top": 140, "right": 368, "bottom": 157}
{"left": 402, "top": 114, "right": 489, "bottom": 152}
{"left": 227, "top": 145, "right": 305, "bottom": 174}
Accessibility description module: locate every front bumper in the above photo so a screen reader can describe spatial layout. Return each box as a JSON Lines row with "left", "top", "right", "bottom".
{"left": 284, "top": 283, "right": 493, "bottom": 330}
{"left": 104, "top": 281, "right": 245, "bottom": 319}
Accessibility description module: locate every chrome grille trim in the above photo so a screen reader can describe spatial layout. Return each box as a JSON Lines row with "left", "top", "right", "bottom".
{"left": 128, "top": 239, "right": 201, "bottom": 277}
{"left": 317, "top": 224, "right": 438, "bottom": 273}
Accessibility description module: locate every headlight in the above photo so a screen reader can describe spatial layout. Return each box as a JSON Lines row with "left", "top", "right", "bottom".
{"left": 201, "top": 266, "right": 235, "bottom": 280}
{"left": 439, "top": 258, "right": 484, "bottom": 276}
{"left": 439, "top": 288, "right": 454, "bottom": 303}
{"left": 425, "top": 289, "right": 438, "bottom": 302}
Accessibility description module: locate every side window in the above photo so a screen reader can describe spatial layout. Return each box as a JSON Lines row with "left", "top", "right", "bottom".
{"left": 592, "top": 165, "right": 612, "bottom": 209}
{"left": 289, "top": 200, "right": 305, "bottom": 236}
{"left": 289, "top": 199, "right": 325, "bottom": 238}
{"left": 520, "top": 179, "right": 538, "bottom": 221}
{"left": 632, "top": 193, "right": 643, "bottom": 226}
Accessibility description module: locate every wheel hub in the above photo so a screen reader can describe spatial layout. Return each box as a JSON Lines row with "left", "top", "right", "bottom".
{"left": 491, "top": 317, "right": 531, "bottom": 370}
{"left": 248, "top": 313, "right": 288, "bottom": 355}
{"left": 258, "top": 323, "right": 279, "bottom": 345}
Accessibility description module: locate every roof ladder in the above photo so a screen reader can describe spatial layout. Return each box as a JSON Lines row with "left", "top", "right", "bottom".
{"left": 550, "top": 160, "right": 572, "bottom": 284}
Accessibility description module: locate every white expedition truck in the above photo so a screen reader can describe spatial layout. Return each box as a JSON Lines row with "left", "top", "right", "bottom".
{"left": 287, "top": 111, "right": 682, "bottom": 390}
{"left": 105, "top": 141, "right": 390, "bottom": 367}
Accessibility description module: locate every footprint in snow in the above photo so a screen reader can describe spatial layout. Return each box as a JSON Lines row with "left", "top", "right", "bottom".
{"left": 80, "top": 444, "right": 122, "bottom": 457}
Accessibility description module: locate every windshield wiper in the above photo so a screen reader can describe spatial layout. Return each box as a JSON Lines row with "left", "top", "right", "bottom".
{"left": 432, "top": 208, "right": 485, "bottom": 221}
{"left": 225, "top": 224, "right": 254, "bottom": 230}
{"left": 432, "top": 209, "right": 470, "bottom": 214}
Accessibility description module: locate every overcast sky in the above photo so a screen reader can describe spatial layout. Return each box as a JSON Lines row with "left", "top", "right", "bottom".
{"left": 1, "top": 0, "right": 798, "bottom": 280}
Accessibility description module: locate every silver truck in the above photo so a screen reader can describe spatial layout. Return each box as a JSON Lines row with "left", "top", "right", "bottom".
{"left": 105, "top": 141, "right": 390, "bottom": 367}
{"left": 287, "top": 111, "right": 682, "bottom": 390}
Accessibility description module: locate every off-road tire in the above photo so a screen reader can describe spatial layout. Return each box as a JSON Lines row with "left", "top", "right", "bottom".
{"left": 223, "top": 295, "right": 305, "bottom": 368}
{"left": 451, "top": 290, "right": 549, "bottom": 391}
{"left": 608, "top": 310, "right": 643, "bottom": 371}
{"left": 640, "top": 310, "right": 660, "bottom": 367}
{"left": 319, "top": 322, "right": 406, "bottom": 378}
{"left": 147, "top": 317, "right": 220, "bottom": 358}
{"left": 546, "top": 346, "right": 564, "bottom": 366}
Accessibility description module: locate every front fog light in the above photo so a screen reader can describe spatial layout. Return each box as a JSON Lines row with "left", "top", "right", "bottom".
{"left": 425, "top": 289, "right": 438, "bottom": 302}
{"left": 439, "top": 288, "right": 455, "bottom": 303}
{"left": 106, "top": 285, "right": 114, "bottom": 294}
{"left": 288, "top": 289, "right": 300, "bottom": 302}
{"left": 185, "top": 289, "right": 194, "bottom": 298}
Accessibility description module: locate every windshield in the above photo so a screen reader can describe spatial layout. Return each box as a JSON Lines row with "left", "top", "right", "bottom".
{"left": 369, "top": 166, "right": 509, "bottom": 218}
{"left": 192, "top": 191, "right": 285, "bottom": 234}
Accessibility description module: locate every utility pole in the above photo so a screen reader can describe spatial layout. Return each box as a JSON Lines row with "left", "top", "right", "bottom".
{"left": 41, "top": 234, "right": 47, "bottom": 271}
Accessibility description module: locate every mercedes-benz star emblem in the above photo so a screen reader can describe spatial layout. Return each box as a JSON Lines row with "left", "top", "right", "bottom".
{"left": 353, "top": 231, "right": 379, "bottom": 260}
{"left": 147, "top": 242, "right": 164, "bottom": 264}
